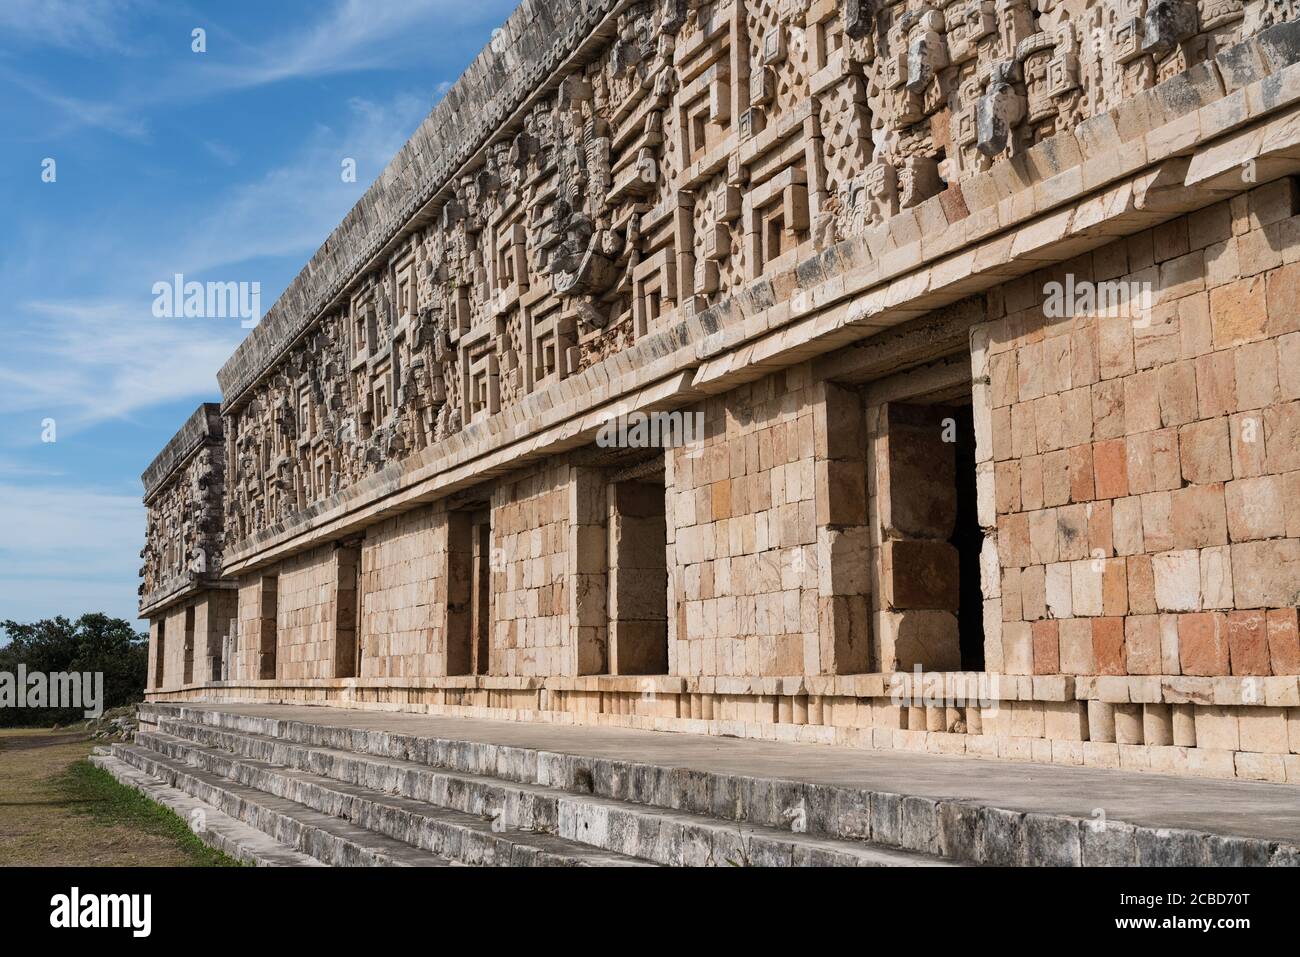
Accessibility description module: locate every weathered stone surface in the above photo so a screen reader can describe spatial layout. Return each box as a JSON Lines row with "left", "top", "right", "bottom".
{"left": 138, "top": 0, "right": 1300, "bottom": 794}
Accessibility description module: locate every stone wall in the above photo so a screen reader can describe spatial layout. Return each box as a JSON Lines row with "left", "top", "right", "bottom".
{"left": 665, "top": 365, "right": 872, "bottom": 677}
{"left": 359, "top": 507, "right": 444, "bottom": 678}
{"left": 213, "top": 2, "right": 1300, "bottom": 561}
{"left": 147, "top": 593, "right": 234, "bottom": 690}
{"left": 273, "top": 545, "right": 341, "bottom": 680}
{"left": 233, "top": 575, "right": 277, "bottom": 682}
{"left": 140, "top": 404, "right": 225, "bottom": 612}
{"left": 142, "top": 2, "right": 1300, "bottom": 782}
{"left": 980, "top": 179, "right": 1300, "bottom": 686}
{"left": 491, "top": 461, "right": 580, "bottom": 676}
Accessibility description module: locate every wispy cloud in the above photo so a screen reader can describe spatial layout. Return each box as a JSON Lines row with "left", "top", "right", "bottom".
{"left": 178, "top": 93, "right": 429, "bottom": 272}
{"left": 0, "top": 92, "right": 428, "bottom": 434}
{"left": 4, "top": 0, "right": 504, "bottom": 142}
{"left": 202, "top": 139, "right": 240, "bottom": 166}
{"left": 0, "top": 307, "right": 240, "bottom": 429}
{"left": 0, "top": 482, "right": 145, "bottom": 624}
{"left": 0, "top": 0, "right": 514, "bottom": 628}
{"left": 0, "top": 457, "right": 64, "bottom": 480}
{"left": 194, "top": 0, "right": 500, "bottom": 92}
{"left": 0, "top": 0, "right": 141, "bottom": 54}
{"left": 3, "top": 68, "right": 151, "bottom": 139}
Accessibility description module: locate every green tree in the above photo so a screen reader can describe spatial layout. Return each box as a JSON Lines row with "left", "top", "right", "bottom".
{"left": 0, "top": 614, "right": 148, "bottom": 727}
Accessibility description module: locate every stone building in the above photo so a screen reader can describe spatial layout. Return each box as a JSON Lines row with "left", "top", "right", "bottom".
{"left": 141, "top": 0, "right": 1300, "bottom": 785}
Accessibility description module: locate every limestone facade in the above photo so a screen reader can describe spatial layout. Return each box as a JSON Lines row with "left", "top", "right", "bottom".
{"left": 142, "top": 0, "right": 1300, "bottom": 783}
{"left": 141, "top": 404, "right": 236, "bottom": 689}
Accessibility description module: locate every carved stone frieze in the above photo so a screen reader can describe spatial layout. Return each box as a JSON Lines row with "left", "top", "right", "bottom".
{"left": 213, "top": 0, "right": 1273, "bottom": 544}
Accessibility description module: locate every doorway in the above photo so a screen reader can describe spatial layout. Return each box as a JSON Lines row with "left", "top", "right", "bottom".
{"left": 947, "top": 403, "right": 985, "bottom": 670}
{"left": 608, "top": 473, "right": 669, "bottom": 675}
{"left": 447, "top": 505, "right": 493, "bottom": 675}
{"left": 154, "top": 619, "right": 166, "bottom": 688}
{"left": 182, "top": 605, "right": 195, "bottom": 684}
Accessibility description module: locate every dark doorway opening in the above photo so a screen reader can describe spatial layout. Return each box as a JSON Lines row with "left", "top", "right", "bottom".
{"left": 260, "top": 574, "right": 279, "bottom": 680}
{"left": 154, "top": 620, "right": 166, "bottom": 688}
{"left": 947, "top": 403, "right": 985, "bottom": 671}
{"left": 182, "top": 605, "right": 195, "bottom": 685}
{"left": 334, "top": 542, "right": 362, "bottom": 679}
{"left": 608, "top": 472, "right": 669, "bottom": 675}
{"left": 447, "top": 505, "right": 493, "bottom": 676}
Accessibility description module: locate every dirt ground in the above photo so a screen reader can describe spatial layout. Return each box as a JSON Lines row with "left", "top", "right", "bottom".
{"left": 0, "top": 727, "right": 234, "bottom": 866}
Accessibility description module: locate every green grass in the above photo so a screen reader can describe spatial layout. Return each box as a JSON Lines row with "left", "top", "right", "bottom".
{"left": 58, "top": 760, "right": 243, "bottom": 867}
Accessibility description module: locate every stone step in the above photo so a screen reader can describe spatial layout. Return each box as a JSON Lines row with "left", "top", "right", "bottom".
{"left": 142, "top": 720, "right": 955, "bottom": 866}
{"left": 145, "top": 703, "right": 922, "bottom": 848}
{"left": 139, "top": 702, "right": 1300, "bottom": 866}
{"left": 132, "top": 731, "right": 657, "bottom": 867}
{"left": 109, "top": 744, "right": 457, "bottom": 867}
{"left": 89, "top": 753, "right": 325, "bottom": 867}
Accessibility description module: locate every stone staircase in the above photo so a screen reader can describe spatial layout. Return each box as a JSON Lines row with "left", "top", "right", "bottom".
{"left": 92, "top": 703, "right": 959, "bottom": 867}
{"left": 93, "top": 702, "right": 1299, "bottom": 867}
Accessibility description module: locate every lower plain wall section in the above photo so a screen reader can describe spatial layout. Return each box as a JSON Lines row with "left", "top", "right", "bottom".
{"left": 360, "top": 506, "right": 443, "bottom": 679}
{"left": 272, "top": 545, "right": 341, "bottom": 680}
{"left": 146, "top": 588, "right": 236, "bottom": 691}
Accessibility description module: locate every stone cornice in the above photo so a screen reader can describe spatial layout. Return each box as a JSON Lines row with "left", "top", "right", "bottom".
{"left": 142, "top": 403, "right": 222, "bottom": 501}
{"left": 138, "top": 574, "right": 237, "bottom": 619}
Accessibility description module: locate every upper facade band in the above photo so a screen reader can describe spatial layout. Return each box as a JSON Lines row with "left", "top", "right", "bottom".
{"left": 140, "top": 404, "right": 226, "bottom": 614}
{"left": 214, "top": 0, "right": 1299, "bottom": 556}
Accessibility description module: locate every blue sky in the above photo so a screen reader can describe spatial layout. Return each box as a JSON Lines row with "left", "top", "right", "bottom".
{"left": 0, "top": 0, "right": 517, "bottom": 632}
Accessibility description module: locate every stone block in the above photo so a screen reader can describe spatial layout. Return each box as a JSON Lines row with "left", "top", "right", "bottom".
{"left": 1170, "top": 483, "right": 1227, "bottom": 549}
{"left": 1152, "top": 549, "right": 1202, "bottom": 612}
{"left": 1210, "top": 274, "right": 1267, "bottom": 347}
{"left": 1128, "top": 554, "right": 1158, "bottom": 614}
{"left": 1001, "top": 620, "right": 1033, "bottom": 676}
{"left": 1199, "top": 545, "right": 1235, "bottom": 610}
{"left": 1135, "top": 827, "right": 1209, "bottom": 866}
{"left": 1267, "top": 608, "right": 1300, "bottom": 675}
{"left": 880, "top": 540, "right": 960, "bottom": 611}
{"left": 1059, "top": 618, "right": 1096, "bottom": 675}
{"left": 1082, "top": 821, "right": 1138, "bottom": 866}
{"left": 1092, "top": 617, "right": 1126, "bottom": 675}
{"left": 1231, "top": 539, "right": 1300, "bottom": 607}
{"left": 1032, "top": 620, "right": 1059, "bottom": 675}
{"left": 876, "top": 610, "right": 961, "bottom": 673}
{"left": 1228, "top": 610, "right": 1272, "bottom": 676}
{"left": 1194, "top": 705, "right": 1240, "bottom": 750}
{"left": 1070, "top": 558, "right": 1104, "bottom": 617}
{"left": 1113, "top": 497, "right": 1145, "bottom": 556}
{"left": 1092, "top": 438, "right": 1129, "bottom": 499}
{"left": 977, "top": 807, "right": 1027, "bottom": 866}
{"left": 1179, "top": 612, "right": 1230, "bottom": 676}
{"left": 1022, "top": 813, "right": 1081, "bottom": 866}
{"left": 1239, "top": 706, "right": 1290, "bottom": 754}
